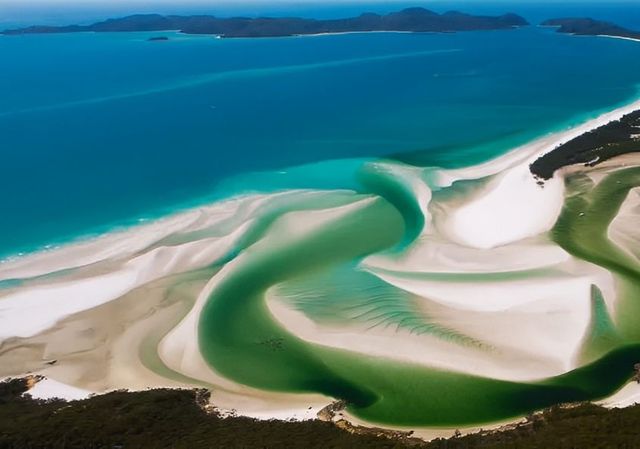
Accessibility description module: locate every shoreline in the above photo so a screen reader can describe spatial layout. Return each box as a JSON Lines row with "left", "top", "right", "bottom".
{"left": 1, "top": 97, "right": 640, "bottom": 430}
{"left": 599, "top": 34, "right": 640, "bottom": 43}
{"left": 9, "top": 373, "right": 640, "bottom": 444}
{"left": 431, "top": 95, "right": 640, "bottom": 250}
{"left": 3, "top": 91, "right": 640, "bottom": 267}
{"left": 0, "top": 8, "right": 529, "bottom": 39}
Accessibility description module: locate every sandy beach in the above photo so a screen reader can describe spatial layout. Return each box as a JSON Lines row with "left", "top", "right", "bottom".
{"left": 599, "top": 35, "right": 640, "bottom": 43}
{"left": 1, "top": 96, "right": 640, "bottom": 429}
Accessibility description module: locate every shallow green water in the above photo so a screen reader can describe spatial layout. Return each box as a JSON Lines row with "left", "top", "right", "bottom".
{"left": 197, "top": 169, "right": 640, "bottom": 426}
{"left": 4, "top": 9, "right": 640, "bottom": 427}
{"left": 552, "top": 168, "right": 640, "bottom": 340}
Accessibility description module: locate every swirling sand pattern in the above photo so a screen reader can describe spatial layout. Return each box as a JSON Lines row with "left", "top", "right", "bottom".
{"left": 1, "top": 104, "right": 640, "bottom": 428}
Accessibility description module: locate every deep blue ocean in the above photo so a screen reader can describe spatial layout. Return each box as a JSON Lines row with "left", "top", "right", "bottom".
{"left": 2, "top": 1, "right": 640, "bottom": 258}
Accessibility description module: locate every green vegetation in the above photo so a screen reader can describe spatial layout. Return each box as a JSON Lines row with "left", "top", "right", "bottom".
{"left": 427, "top": 403, "right": 640, "bottom": 449}
{"left": 2, "top": 378, "right": 640, "bottom": 449}
{"left": 530, "top": 110, "right": 640, "bottom": 180}
{"left": 0, "top": 378, "right": 407, "bottom": 449}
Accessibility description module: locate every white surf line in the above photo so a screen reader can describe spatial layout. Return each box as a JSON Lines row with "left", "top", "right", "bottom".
{"left": 435, "top": 95, "right": 640, "bottom": 186}
{"left": 0, "top": 48, "right": 462, "bottom": 117}
{"left": 541, "top": 28, "right": 640, "bottom": 44}
{"left": 597, "top": 34, "right": 640, "bottom": 43}
{"left": 294, "top": 30, "right": 415, "bottom": 37}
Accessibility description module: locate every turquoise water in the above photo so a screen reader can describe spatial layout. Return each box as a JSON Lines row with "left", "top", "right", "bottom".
{"left": 194, "top": 169, "right": 640, "bottom": 426}
{"left": 2, "top": 22, "right": 640, "bottom": 257}
{"left": 3, "top": 4, "right": 640, "bottom": 426}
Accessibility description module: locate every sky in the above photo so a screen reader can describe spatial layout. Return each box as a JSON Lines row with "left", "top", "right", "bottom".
{"left": 1, "top": 0, "right": 632, "bottom": 6}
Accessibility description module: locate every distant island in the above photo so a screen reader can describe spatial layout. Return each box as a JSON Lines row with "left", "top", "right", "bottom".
{"left": 542, "top": 17, "right": 640, "bottom": 41}
{"left": 1, "top": 8, "right": 528, "bottom": 38}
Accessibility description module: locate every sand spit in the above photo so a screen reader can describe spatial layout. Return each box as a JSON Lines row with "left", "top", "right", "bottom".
{"left": 433, "top": 97, "right": 640, "bottom": 249}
